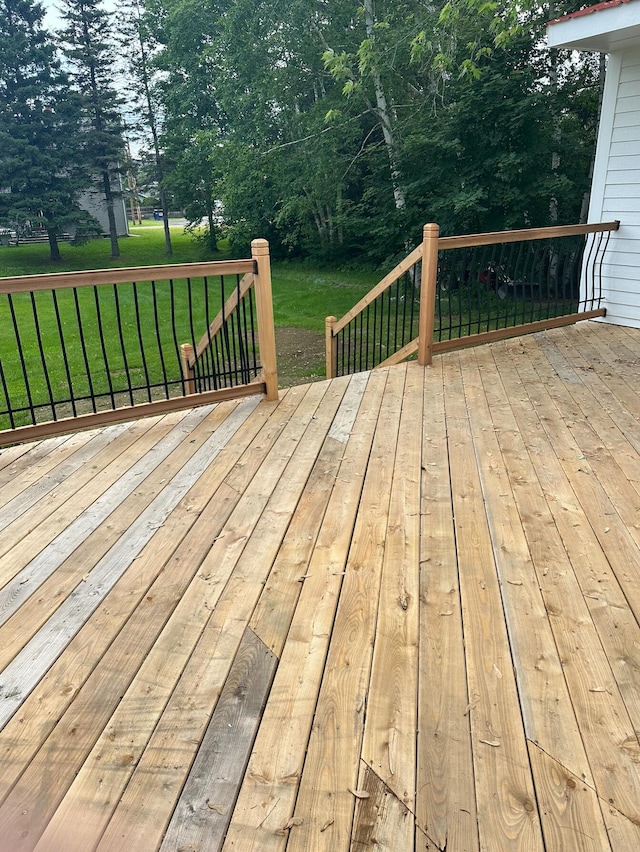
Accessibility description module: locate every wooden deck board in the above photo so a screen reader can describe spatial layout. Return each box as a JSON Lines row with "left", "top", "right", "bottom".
{"left": 2, "top": 322, "right": 640, "bottom": 850}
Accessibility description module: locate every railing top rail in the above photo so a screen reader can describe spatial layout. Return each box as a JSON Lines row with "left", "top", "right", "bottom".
{"left": 438, "top": 220, "right": 620, "bottom": 250}
{"left": 0, "top": 258, "right": 256, "bottom": 295}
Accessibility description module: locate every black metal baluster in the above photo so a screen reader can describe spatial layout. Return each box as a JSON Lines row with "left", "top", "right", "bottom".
{"left": 113, "top": 284, "right": 134, "bottom": 406}
{"left": 93, "top": 286, "right": 116, "bottom": 410}
{"left": 186, "top": 278, "right": 200, "bottom": 392}
{"left": 202, "top": 276, "right": 213, "bottom": 390}
{"left": 8, "top": 294, "right": 36, "bottom": 424}
{"left": 73, "top": 288, "right": 97, "bottom": 412}
{"left": 169, "top": 279, "right": 186, "bottom": 396}
{"left": 29, "top": 292, "right": 56, "bottom": 420}
{"left": 151, "top": 281, "right": 170, "bottom": 399}
{"left": 251, "top": 288, "right": 259, "bottom": 376}
{"left": 132, "top": 281, "right": 152, "bottom": 402}
{"left": 0, "top": 355, "right": 16, "bottom": 429}
{"left": 235, "top": 275, "right": 249, "bottom": 382}
{"left": 52, "top": 290, "right": 77, "bottom": 417}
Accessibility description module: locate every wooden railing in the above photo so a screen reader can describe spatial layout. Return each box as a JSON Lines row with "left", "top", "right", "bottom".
{"left": 325, "top": 221, "right": 619, "bottom": 377}
{"left": 0, "top": 239, "right": 277, "bottom": 446}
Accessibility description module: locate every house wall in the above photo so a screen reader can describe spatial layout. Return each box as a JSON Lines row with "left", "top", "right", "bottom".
{"left": 78, "top": 170, "right": 129, "bottom": 238}
{"left": 589, "top": 46, "right": 640, "bottom": 327}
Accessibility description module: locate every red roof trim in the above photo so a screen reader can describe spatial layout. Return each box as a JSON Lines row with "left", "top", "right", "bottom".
{"left": 549, "top": 0, "right": 632, "bottom": 26}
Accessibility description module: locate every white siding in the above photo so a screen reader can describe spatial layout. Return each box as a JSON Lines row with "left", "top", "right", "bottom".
{"left": 589, "top": 48, "right": 640, "bottom": 328}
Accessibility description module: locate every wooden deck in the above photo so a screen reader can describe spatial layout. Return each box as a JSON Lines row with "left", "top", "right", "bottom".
{"left": 1, "top": 321, "right": 640, "bottom": 851}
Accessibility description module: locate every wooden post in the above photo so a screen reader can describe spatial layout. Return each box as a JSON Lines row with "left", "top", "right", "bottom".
{"left": 180, "top": 343, "right": 196, "bottom": 395}
{"left": 251, "top": 238, "right": 279, "bottom": 400}
{"left": 418, "top": 222, "right": 439, "bottom": 366}
{"left": 325, "top": 315, "right": 337, "bottom": 379}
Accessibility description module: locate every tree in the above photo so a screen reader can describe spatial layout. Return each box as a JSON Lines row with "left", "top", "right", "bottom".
{"left": 118, "top": 0, "right": 172, "bottom": 254}
{"left": 58, "top": 0, "right": 125, "bottom": 257}
{"left": 145, "top": 0, "right": 602, "bottom": 261}
{"left": 0, "top": 0, "right": 90, "bottom": 261}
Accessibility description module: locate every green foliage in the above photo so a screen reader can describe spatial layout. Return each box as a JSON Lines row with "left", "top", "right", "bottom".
{"left": 0, "top": 0, "right": 90, "bottom": 260}
{"left": 128, "top": 0, "right": 602, "bottom": 263}
{"left": 58, "top": 0, "right": 126, "bottom": 256}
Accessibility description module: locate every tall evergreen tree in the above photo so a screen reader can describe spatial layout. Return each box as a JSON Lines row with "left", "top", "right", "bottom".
{"left": 58, "top": 0, "right": 125, "bottom": 257}
{"left": 118, "top": 0, "right": 172, "bottom": 254}
{"left": 0, "top": 0, "right": 89, "bottom": 261}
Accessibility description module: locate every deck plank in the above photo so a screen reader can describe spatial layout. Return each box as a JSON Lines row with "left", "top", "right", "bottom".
{"left": 0, "top": 411, "right": 185, "bottom": 570}
{"left": 0, "top": 403, "right": 238, "bottom": 666}
{"left": 0, "top": 405, "right": 214, "bottom": 601}
{"left": 464, "top": 346, "right": 591, "bottom": 781}
{"left": 0, "top": 416, "right": 165, "bottom": 560}
{"left": 222, "top": 371, "right": 387, "bottom": 850}
{"left": 0, "top": 428, "right": 99, "bottom": 503}
{"left": 351, "top": 761, "right": 414, "bottom": 851}
{"left": 0, "top": 398, "right": 259, "bottom": 728}
{"left": 445, "top": 353, "right": 544, "bottom": 850}
{"left": 0, "top": 434, "right": 68, "bottom": 476}
{"left": 416, "top": 358, "right": 478, "bottom": 851}
{"left": 0, "top": 389, "right": 298, "bottom": 833}
{"left": 94, "top": 379, "right": 349, "bottom": 851}
{"left": 360, "top": 363, "right": 423, "bottom": 811}
{"left": 248, "top": 371, "right": 370, "bottom": 658}
{"left": 286, "top": 366, "right": 406, "bottom": 851}
{"left": 495, "top": 336, "right": 640, "bottom": 824}
{"left": 527, "top": 742, "right": 611, "bottom": 851}
{"left": 154, "top": 629, "right": 276, "bottom": 852}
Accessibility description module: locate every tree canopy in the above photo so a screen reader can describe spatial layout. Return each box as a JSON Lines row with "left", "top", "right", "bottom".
{"left": 0, "top": 0, "right": 603, "bottom": 264}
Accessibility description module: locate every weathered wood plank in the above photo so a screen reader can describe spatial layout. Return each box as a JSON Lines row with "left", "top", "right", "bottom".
{"left": 0, "top": 435, "right": 63, "bottom": 476}
{"left": 351, "top": 761, "right": 414, "bottom": 851}
{"left": 0, "top": 421, "right": 133, "bottom": 534}
{"left": 527, "top": 742, "right": 611, "bottom": 851}
{"left": 249, "top": 371, "right": 370, "bottom": 657}
{"left": 0, "top": 399, "right": 255, "bottom": 698}
{"left": 0, "top": 427, "right": 98, "bottom": 505}
{"left": 222, "top": 371, "right": 388, "bottom": 850}
{"left": 92, "top": 380, "right": 347, "bottom": 851}
{"left": 444, "top": 354, "right": 543, "bottom": 851}
{"left": 0, "top": 418, "right": 162, "bottom": 559}
{"left": 285, "top": 366, "right": 406, "bottom": 851}
{"left": 159, "top": 628, "right": 277, "bottom": 852}
{"left": 361, "top": 363, "right": 423, "bottom": 810}
{"left": 0, "top": 390, "right": 296, "bottom": 835}
{"left": 416, "top": 357, "right": 479, "bottom": 851}
{"left": 0, "top": 410, "right": 186, "bottom": 569}
{"left": 0, "top": 404, "right": 213, "bottom": 603}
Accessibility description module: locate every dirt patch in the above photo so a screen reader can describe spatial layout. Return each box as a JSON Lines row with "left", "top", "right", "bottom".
{"left": 275, "top": 326, "right": 326, "bottom": 388}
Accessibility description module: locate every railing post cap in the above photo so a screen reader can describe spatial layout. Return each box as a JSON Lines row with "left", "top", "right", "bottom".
{"left": 251, "top": 238, "right": 270, "bottom": 254}
{"left": 326, "top": 315, "right": 337, "bottom": 324}
{"left": 423, "top": 223, "right": 439, "bottom": 237}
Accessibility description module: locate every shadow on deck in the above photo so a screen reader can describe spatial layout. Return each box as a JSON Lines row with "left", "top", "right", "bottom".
{"left": 1, "top": 321, "right": 640, "bottom": 851}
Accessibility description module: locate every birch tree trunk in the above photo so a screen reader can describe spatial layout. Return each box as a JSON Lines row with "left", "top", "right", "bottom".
{"left": 363, "top": 0, "right": 406, "bottom": 212}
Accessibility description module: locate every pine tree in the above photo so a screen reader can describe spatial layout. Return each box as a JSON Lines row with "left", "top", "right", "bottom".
{"left": 118, "top": 0, "right": 172, "bottom": 254}
{"left": 58, "top": 0, "right": 125, "bottom": 257}
{"left": 0, "top": 0, "right": 89, "bottom": 261}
